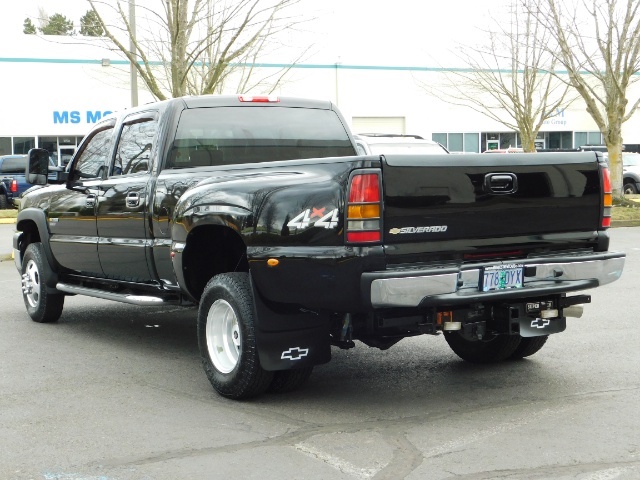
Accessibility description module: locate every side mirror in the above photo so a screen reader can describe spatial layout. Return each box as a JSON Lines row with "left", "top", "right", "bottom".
{"left": 26, "top": 148, "right": 50, "bottom": 185}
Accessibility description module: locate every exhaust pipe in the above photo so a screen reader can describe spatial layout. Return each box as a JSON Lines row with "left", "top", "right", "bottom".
{"left": 563, "top": 304, "right": 584, "bottom": 318}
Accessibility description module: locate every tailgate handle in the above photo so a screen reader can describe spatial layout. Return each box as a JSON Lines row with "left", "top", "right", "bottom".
{"left": 484, "top": 173, "right": 518, "bottom": 194}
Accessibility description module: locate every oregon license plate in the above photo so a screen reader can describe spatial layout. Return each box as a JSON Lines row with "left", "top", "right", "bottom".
{"left": 481, "top": 264, "right": 524, "bottom": 292}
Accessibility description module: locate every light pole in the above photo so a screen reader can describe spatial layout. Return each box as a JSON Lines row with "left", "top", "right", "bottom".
{"left": 129, "top": 0, "right": 138, "bottom": 107}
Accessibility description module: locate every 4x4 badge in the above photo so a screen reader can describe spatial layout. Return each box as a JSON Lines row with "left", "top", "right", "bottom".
{"left": 281, "top": 347, "right": 309, "bottom": 360}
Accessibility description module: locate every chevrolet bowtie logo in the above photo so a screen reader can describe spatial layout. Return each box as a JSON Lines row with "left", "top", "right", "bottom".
{"left": 531, "top": 318, "right": 550, "bottom": 329}
{"left": 281, "top": 347, "right": 309, "bottom": 361}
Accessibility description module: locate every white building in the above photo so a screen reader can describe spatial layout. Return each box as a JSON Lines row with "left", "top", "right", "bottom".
{"left": 2, "top": 33, "right": 640, "bottom": 160}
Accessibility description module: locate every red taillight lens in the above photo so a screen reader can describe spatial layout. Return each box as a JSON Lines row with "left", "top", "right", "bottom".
{"left": 601, "top": 165, "right": 612, "bottom": 229}
{"left": 346, "top": 172, "right": 382, "bottom": 244}
{"left": 348, "top": 174, "right": 380, "bottom": 203}
{"left": 10, "top": 179, "right": 18, "bottom": 193}
{"left": 347, "top": 231, "right": 381, "bottom": 242}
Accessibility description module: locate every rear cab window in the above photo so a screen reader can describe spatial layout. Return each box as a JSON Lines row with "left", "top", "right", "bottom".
{"left": 166, "top": 106, "right": 356, "bottom": 169}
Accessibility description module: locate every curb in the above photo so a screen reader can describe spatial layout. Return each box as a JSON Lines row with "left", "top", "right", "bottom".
{"left": 611, "top": 220, "right": 640, "bottom": 228}
{"left": 0, "top": 218, "right": 16, "bottom": 225}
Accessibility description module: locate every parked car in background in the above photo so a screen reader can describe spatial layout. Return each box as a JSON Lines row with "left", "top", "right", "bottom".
{"left": 622, "top": 152, "right": 640, "bottom": 194}
{"left": 579, "top": 145, "right": 609, "bottom": 153}
{"left": 483, "top": 148, "right": 525, "bottom": 154}
{"left": 354, "top": 133, "right": 449, "bottom": 155}
{"left": 0, "top": 154, "right": 30, "bottom": 209}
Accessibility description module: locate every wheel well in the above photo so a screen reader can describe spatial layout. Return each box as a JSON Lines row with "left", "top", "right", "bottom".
{"left": 182, "top": 225, "right": 248, "bottom": 301}
{"left": 16, "top": 220, "right": 41, "bottom": 258}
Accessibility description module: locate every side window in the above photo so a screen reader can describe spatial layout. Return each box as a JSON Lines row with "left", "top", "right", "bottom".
{"left": 73, "top": 127, "right": 114, "bottom": 180}
{"left": 112, "top": 117, "right": 157, "bottom": 176}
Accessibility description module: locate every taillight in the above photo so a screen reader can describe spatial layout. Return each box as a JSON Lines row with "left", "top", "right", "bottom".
{"left": 601, "top": 165, "right": 612, "bottom": 228}
{"left": 238, "top": 95, "right": 279, "bottom": 103}
{"left": 346, "top": 171, "right": 382, "bottom": 243}
{"left": 10, "top": 179, "right": 18, "bottom": 193}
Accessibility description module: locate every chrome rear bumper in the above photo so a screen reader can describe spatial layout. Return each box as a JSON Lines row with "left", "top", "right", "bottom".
{"left": 364, "top": 252, "right": 625, "bottom": 308}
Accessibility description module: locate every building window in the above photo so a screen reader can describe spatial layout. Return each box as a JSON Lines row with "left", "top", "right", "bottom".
{"left": 500, "top": 132, "right": 518, "bottom": 149}
{"left": 448, "top": 133, "right": 463, "bottom": 152}
{"left": 464, "top": 133, "right": 479, "bottom": 153}
{"left": 0, "top": 137, "right": 10, "bottom": 155}
{"left": 13, "top": 137, "right": 35, "bottom": 154}
{"left": 432, "top": 133, "right": 447, "bottom": 146}
{"left": 432, "top": 133, "right": 480, "bottom": 153}
{"left": 575, "top": 131, "right": 602, "bottom": 147}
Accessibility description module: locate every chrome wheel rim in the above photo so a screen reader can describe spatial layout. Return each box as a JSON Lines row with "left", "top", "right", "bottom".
{"left": 206, "top": 299, "right": 241, "bottom": 374}
{"left": 22, "top": 259, "right": 41, "bottom": 308}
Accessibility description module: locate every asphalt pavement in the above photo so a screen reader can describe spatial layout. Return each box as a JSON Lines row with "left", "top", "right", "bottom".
{"left": 0, "top": 226, "right": 639, "bottom": 479}
{"left": 0, "top": 222, "right": 15, "bottom": 261}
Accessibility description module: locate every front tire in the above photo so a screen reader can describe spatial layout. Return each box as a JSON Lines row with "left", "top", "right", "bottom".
{"left": 21, "top": 243, "right": 64, "bottom": 323}
{"left": 197, "top": 273, "right": 273, "bottom": 399}
{"left": 444, "top": 331, "right": 521, "bottom": 363}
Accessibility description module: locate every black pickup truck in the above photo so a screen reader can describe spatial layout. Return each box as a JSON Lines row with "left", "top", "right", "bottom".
{"left": 14, "top": 95, "right": 625, "bottom": 399}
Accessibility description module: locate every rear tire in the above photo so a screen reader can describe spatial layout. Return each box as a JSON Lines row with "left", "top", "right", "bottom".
{"left": 0, "top": 194, "right": 8, "bottom": 210}
{"left": 197, "top": 273, "right": 273, "bottom": 399}
{"left": 21, "top": 243, "right": 64, "bottom": 323}
{"left": 509, "top": 336, "right": 549, "bottom": 360}
{"left": 444, "top": 331, "right": 521, "bottom": 363}
{"left": 267, "top": 367, "right": 313, "bottom": 394}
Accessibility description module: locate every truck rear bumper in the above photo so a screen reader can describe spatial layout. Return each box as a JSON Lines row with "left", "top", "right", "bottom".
{"left": 362, "top": 251, "right": 625, "bottom": 308}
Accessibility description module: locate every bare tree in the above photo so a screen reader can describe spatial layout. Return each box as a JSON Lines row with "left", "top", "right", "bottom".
{"left": 417, "top": 0, "right": 571, "bottom": 152}
{"left": 87, "top": 0, "right": 311, "bottom": 100}
{"left": 532, "top": 0, "right": 640, "bottom": 196}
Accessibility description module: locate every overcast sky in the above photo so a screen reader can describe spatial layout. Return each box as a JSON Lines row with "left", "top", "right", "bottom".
{"left": 3, "top": 0, "right": 507, "bottom": 66}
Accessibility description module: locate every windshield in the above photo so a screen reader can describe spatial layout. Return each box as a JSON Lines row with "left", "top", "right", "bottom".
{"left": 168, "top": 106, "right": 356, "bottom": 168}
{"left": 368, "top": 143, "right": 447, "bottom": 155}
{"left": 623, "top": 154, "right": 640, "bottom": 166}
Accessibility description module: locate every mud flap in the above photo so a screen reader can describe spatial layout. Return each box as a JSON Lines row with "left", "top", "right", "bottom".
{"left": 517, "top": 316, "right": 566, "bottom": 337}
{"left": 250, "top": 273, "right": 332, "bottom": 371}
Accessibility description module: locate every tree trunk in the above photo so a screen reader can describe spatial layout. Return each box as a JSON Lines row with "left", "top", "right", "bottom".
{"left": 520, "top": 133, "right": 537, "bottom": 153}
{"left": 606, "top": 141, "right": 624, "bottom": 199}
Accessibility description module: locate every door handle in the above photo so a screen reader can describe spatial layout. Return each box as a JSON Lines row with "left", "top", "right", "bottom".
{"left": 85, "top": 194, "right": 97, "bottom": 208}
{"left": 484, "top": 173, "right": 518, "bottom": 194}
{"left": 126, "top": 192, "right": 140, "bottom": 207}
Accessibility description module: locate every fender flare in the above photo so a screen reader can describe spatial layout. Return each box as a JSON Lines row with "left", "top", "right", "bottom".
{"left": 15, "top": 208, "right": 59, "bottom": 289}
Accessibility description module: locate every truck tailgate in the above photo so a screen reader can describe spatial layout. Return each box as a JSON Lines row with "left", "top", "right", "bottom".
{"left": 381, "top": 152, "right": 602, "bottom": 256}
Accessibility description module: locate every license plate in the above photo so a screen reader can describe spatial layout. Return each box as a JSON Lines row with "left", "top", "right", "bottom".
{"left": 481, "top": 264, "right": 524, "bottom": 292}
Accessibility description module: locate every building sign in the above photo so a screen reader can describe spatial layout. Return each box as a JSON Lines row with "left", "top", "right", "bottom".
{"left": 543, "top": 108, "right": 568, "bottom": 127}
{"left": 53, "top": 110, "right": 113, "bottom": 125}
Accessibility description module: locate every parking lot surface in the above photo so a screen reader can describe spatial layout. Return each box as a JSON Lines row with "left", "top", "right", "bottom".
{"left": 1, "top": 226, "right": 639, "bottom": 479}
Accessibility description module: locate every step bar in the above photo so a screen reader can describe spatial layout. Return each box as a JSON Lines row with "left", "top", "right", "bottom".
{"left": 56, "top": 282, "right": 172, "bottom": 306}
